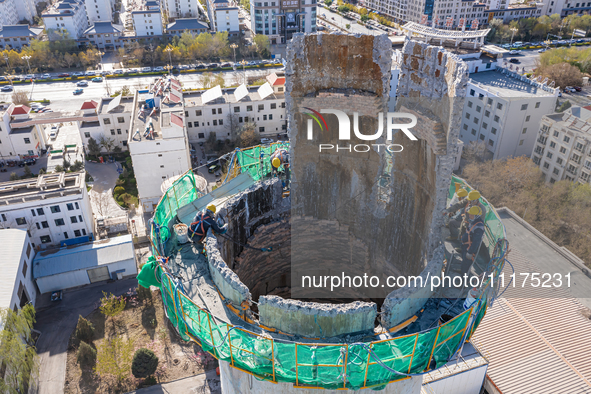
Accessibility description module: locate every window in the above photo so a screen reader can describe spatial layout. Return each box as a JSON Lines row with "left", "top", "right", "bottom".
{"left": 234, "top": 106, "right": 240, "bottom": 112}
{"left": 26, "top": 243, "right": 31, "bottom": 258}
{"left": 526, "top": 115, "right": 531, "bottom": 122}
{"left": 259, "top": 127, "right": 265, "bottom": 132}
{"left": 549, "top": 141, "right": 556, "bottom": 148}
{"left": 117, "top": 129, "right": 121, "bottom": 134}
{"left": 564, "top": 136, "right": 571, "bottom": 143}
{"left": 41, "top": 221, "right": 49, "bottom": 228}
{"left": 213, "top": 120, "right": 217, "bottom": 126}
{"left": 74, "top": 230, "right": 81, "bottom": 237}
{"left": 79, "top": 215, "right": 83, "bottom": 222}
{"left": 40, "top": 235, "right": 51, "bottom": 244}
{"left": 16, "top": 217, "right": 26, "bottom": 226}
{"left": 485, "top": 110, "right": 490, "bottom": 117}
{"left": 481, "top": 122, "right": 487, "bottom": 129}
{"left": 110, "top": 130, "right": 115, "bottom": 135}
{"left": 550, "top": 178, "right": 556, "bottom": 184}
{"left": 471, "top": 129, "right": 477, "bottom": 136}
{"left": 271, "top": 103, "right": 277, "bottom": 109}
{"left": 67, "top": 203, "right": 74, "bottom": 211}
{"left": 22, "top": 261, "right": 27, "bottom": 278}
{"left": 473, "top": 117, "right": 479, "bottom": 124}
{"left": 188, "top": 122, "right": 192, "bottom": 127}
{"left": 55, "top": 218, "right": 65, "bottom": 226}
{"left": 476, "top": 105, "right": 481, "bottom": 113}
{"left": 212, "top": 109, "right": 216, "bottom": 115}
{"left": 50, "top": 205, "right": 61, "bottom": 213}
{"left": 487, "top": 98, "right": 493, "bottom": 105}
{"left": 24, "top": 138, "right": 30, "bottom": 144}
{"left": 198, "top": 133, "right": 205, "bottom": 138}
{"left": 560, "top": 147, "right": 566, "bottom": 154}
{"left": 104, "top": 118, "right": 111, "bottom": 124}
{"left": 269, "top": 114, "right": 273, "bottom": 120}
{"left": 553, "top": 168, "right": 560, "bottom": 175}
{"left": 497, "top": 103, "right": 503, "bottom": 110}
{"left": 465, "top": 113, "right": 470, "bottom": 120}
{"left": 258, "top": 104, "right": 264, "bottom": 111}
{"left": 64, "top": 232, "right": 69, "bottom": 239}
{"left": 522, "top": 128, "right": 527, "bottom": 134}
{"left": 247, "top": 105, "right": 253, "bottom": 111}
{"left": 263, "top": 115, "right": 267, "bottom": 120}
{"left": 117, "top": 117, "right": 125, "bottom": 123}
{"left": 75, "top": 202, "right": 79, "bottom": 209}
{"left": 488, "top": 139, "right": 494, "bottom": 147}
{"left": 491, "top": 127, "right": 497, "bottom": 135}
{"left": 470, "top": 89, "right": 475, "bottom": 96}
{"left": 547, "top": 152, "right": 553, "bottom": 159}
{"left": 217, "top": 108, "right": 222, "bottom": 114}
{"left": 278, "top": 87, "right": 284, "bottom": 92}
{"left": 543, "top": 162, "right": 550, "bottom": 169}
{"left": 468, "top": 101, "right": 473, "bottom": 108}
{"left": 535, "top": 101, "right": 540, "bottom": 108}
{"left": 494, "top": 115, "right": 500, "bottom": 122}
{"left": 521, "top": 104, "right": 528, "bottom": 111}
{"left": 70, "top": 216, "right": 78, "bottom": 224}
{"left": 281, "top": 102, "right": 285, "bottom": 108}
{"left": 82, "top": 229, "right": 86, "bottom": 236}
{"left": 557, "top": 157, "right": 563, "bottom": 165}
{"left": 84, "top": 132, "right": 91, "bottom": 138}
{"left": 463, "top": 124, "right": 468, "bottom": 130}
{"left": 553, "top": 131, "right": 559, "bottom": 137}
{"left": 31, "top": 209, "right": 36, "bottom": 217}
{"left": 195, "top": 110, "right": 202, "bottom": 116}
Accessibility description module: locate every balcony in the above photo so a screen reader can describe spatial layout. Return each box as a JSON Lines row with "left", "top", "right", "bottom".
{"left": 537, "top": 136, "right": 547, "bottom": 144}
{"left": 534, "top": 146, "right": 544, "bottom": 155}
{"left": 567, "top": 166, "right": 578, "bottom": 176}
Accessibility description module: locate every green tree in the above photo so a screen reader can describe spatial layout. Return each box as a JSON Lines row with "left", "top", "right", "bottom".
{"left": 77, "top": 341, "right": 96, "bottom": 367}
{"left": 0, "top": 304, "right": 39, "bottom": 394}
{"left": 324, "top": 0, "right": 332, "bottom": 4}
{"left": 360, "top": 14, "right": 369, "bottom": 23}
{"left": 99, "top": 291, "right": 126, "bottom": 320}
{"left": 54, "top": 165, "right": 64, "bottom": 173}
{"left": 95, "top": 337, "right": 134, "bottom": 383}
{"left": 345, "top": 24, "right": 351, "bottom": 29}
{"left": 131, "top": 348, "right": 159, "bottom": 378}
{"left": 75, "top": 315, "right": 95, "bottom": 344}
{"left": 87, "top": 137, "right": 101, "bottom": 156}
{"left": 9, "top": 172, "right": 18, "bottom": 181}
{"left": 23, "top": 165, "right": 32, "bottom": 177}
{"left": 70, "top": 160, "right": 84, "bottom": 172}
{"left": 253, "top": 34, "right": 271, "bottom": 58}
{"left": 113, "top": 86, "right": 131, "bottom": 96}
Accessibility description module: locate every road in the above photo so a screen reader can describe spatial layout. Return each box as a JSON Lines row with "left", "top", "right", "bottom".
{"left": 317, "top": 6, "right": 395, "bottom": 36}
{"left": 0, "top": 67, "right": 281, "bottom": 111}
{"left": 501, "top": 44, "right": 591, "bottom": 73}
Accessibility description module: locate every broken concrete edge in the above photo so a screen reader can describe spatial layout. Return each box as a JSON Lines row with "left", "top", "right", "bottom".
{"left": 205, "top": 230, "right": 252, "bottom": 307}
{"left": 259, "top": 295, "right": 377, "bottom": 338}
{"left": 380, "top": 245, "right": 445, "bottom": 328}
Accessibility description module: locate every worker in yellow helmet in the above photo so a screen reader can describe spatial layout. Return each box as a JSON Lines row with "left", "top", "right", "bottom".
{"left": 270, "top": 148, "right": 290, "bottom": 188}
{"left": 444, "top": 189, "right": 486, "bottom": 241}
{"left": 459, "top": 205, "right": 485, "bottom": 274}
{"left": 188, "top": 204, "right": 227, "bottom": 245}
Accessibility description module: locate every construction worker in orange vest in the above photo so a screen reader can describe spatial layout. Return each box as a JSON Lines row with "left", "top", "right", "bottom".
{"left": 445, "top": 190, "right": 486, "bottom": 241}
{"left": 460, "top": 205, "right": 485, "bottom": 274}
{"left": 188, "top": 204, "right": 227, "bottom": 244}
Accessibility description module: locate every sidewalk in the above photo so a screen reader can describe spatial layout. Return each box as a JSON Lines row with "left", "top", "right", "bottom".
{"left": 126, "top": 370, "right": 221, "bottom": 394}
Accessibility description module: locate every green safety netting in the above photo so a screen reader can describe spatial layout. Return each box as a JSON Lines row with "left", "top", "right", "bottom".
{"left": 140, "top": 146, "right": 508, "bottom": 389}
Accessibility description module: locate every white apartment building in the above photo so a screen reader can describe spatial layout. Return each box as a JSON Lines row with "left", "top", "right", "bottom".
{"left": 365, "top": 0, "right": 407, "bottom": 23}
{"left": 485, "top": 3, "right": 542, "bottom": 23}
{"left": 0, "top": 25, "right": 44, "bottom": 50}
{"left": 77, "top": 97, "right": 134, "bottom": 152}
{"left": 460, "top": 70, "right": 558, "bottom": 160}
{"left": 42, "top": 0, "right": 89, "bottom": 40}
{"left": 162, "top": 0, "right": 200, "bottom": 18}
{"left": 83, "top": 21, "right": 124, "bottom": 49}
{"left": 131, "top": 0, "right": 164, "bottom": 37}
{"left": 431, "top": 0, "right": 488, "bottom": 30}
{"left": 207, "top": 0, "right": 239, "bottom": 34}
{"left": 1, "top": 229, "right": 38, "bottom": 311}
{"left": 129, "top": 77, "right": 192, "bottom": 212}
{"left": 0, "top": 172, "right": 94, "bottom": 249}
{"left": 13, "top": 0, "right": 37, "bottom": 25}
{"left": 0, "top": 0, "right": 19, "bottom": 30}
{"left": 0, "top": 104, "right": 50, "bottom": 161}
{"left": 183, "top": 73, "right": 287, "bottom": 143}
{"left": 532, "top": 106, "right": 591, "bottom": 184}
{"left": 250, "top": 0, "right": 316, "bottom": 44}
{"left": 84, "top": 0, "right": 113, "bottom": 23}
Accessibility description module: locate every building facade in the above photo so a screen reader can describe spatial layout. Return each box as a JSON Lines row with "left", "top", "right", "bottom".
{"left": 0, "top": 172, "right": 94, "bottom": 249}
{"left": 0, "top": 104, "right": 49, "bottom": 161}
{"left": 460, "top": 70, "right": 557, "bottom": 160}
{"left": 162, "top": 0, "right": 200, "bottom": 18}
{"left": 532, "top": 106, "right": 591, "bottom": 184}
{"left": 207, "top": 0, "right": 239, "bottom": 33}
{"left": 0, "top": 0, "right": 19, "bottom": 30}
{"left": 84, "top": 0, "right": 113, "bottom": 23}
{"left": 0, "top": 25, "right": 44, "bottom": 50}
{"left": 1, "top": 229, "right": 38, "bottom": 312}
{"left": 250, "top": 0, "right": 316, "bottom": 44}
{"left": 83, "top": 21, "right": 124, "bottom": 49}
{"left": 42, "top": 0, "right": 89, "bottom": 40}
{"left": 131, "top": 0, "right": 164, "bottom": 37}
{"left": 128, "top": 77, "right": 192, "bottom": 212}
{"left": 166, "top": 18, "right": 209, "bottom": 36}
{"left": 77, "top": 97, "right": 134, "bottom": 152}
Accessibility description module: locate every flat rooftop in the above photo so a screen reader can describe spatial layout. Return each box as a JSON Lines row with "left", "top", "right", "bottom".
{"left": 0, "top": 172, "right": 85, "bottom": 205}
{"left": 469, "top": 71, "right": 555, "bottom": 98}
{"left": 130, "top": 90, "right": 184, "bottom": 142}
{"left": 184, "top": 86, "right": 284, "bottom": 107}
{"left": 98, "top": 96, "right": 135, "bottom": 114}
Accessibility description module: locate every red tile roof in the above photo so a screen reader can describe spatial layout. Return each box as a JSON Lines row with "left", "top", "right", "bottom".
{"left": 9, "top": 105, "right": 31, "bottom": 115}
{"left": 80, "top": 100, "right": 98, "bottom": 110}
{"left": 272, "top": 77, "right": 285, "bottom": 86}
{"left": 171, "top": 113, "right": 183, "bottom": 128}
{"left": 169, "top": 92, "right": 182, "bottom": 103}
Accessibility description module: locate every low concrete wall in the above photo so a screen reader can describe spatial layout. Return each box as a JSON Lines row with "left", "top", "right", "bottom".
{"left": 380, "top": 245, "right": 445, "bottom": 328}
{"left": 205, "top": 231, "right": 251, "bottom": 307}
{"left": 258, "top": 295, "right": 376, "bottom": 338}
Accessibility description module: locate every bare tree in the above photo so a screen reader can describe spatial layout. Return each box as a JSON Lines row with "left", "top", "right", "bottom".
{"left": 98, "top": 135, "right": 116, "bottom": 153}
{"left": 462, "top": 141, "right": 488, "bottom": 163}
{"left": 11, "top": 90, "right": 29, "bottom": 105}
{"left": 91, "top": 190, "right": 111, "bottom": 218}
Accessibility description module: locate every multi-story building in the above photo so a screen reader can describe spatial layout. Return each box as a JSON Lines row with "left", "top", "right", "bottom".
{"left": 183, "top": 72, "right": 287, "bottom": 143}
{"left": 13, "top": 0, "right": 37, "bottom": 26}
{"left": 77, "top": 97, "right": 134, "bottom": 152}
{"left": 460, "top": 69, "right": 558, "bottom": 160}
{"left": 84, "top": 0, "right": 113, "bottom": 23}
{"left": 82, "top": 21, "right": 124, "bottom": 49}
{"left": 166, "top": 18, "right": 209, "bottom": 36}
{"left": 431, "top": 0, "right": 488, "bottom": 30}
{"left": 0, "top": 172, "right": 94, "bottom": 249}
{"left": 0, "top": 25, "right": 44, "bottom": 50}
{"left": 0, "top": 0, "right": 19, "bottom": 30}
{"left": 1, "top": 229, "right": 38, "bottom": 311}
{"left": 365, "top": 0, "right": 407, "bottom": 23}
{"left": 128, "top": 77, "right": 192, "bottom": 212}
{"left": 162, "top": 0, "right": 200, "bottom": 18}
{"left": 485, "top": 2, "right": 542, "bottom": 24}
{"left": 250, "top": 0, "right": 316, "bottom": 44}
{"left": 0, "top": 104, "right": 50, "bottom": 161}
{"left": 42, "top": 0, "right": 89, "bottom": 40}
{"left": 561, "top": 0, "right": 591, "bottom": 16}
{"left": 206, "top": 0, "right": 239, "bottom": 34}
{"left": 131, "top": 0, "right": 164, "bottom": 37}
{"left": 532, "top": 106, "right": 591, "bottom": 184}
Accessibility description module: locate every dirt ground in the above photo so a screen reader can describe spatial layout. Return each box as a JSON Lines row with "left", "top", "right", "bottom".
{"left": 64, "top": 288, "right": 218, "bottom": 393}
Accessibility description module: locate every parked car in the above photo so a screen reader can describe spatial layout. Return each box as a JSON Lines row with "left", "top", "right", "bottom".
{"left": 58, "top": 72, "right": 70, "bottom": 77}
{"left": 41, "top": 73, "right": 51, "bottom": 79}
{"left": 221, "top": 62, "right": 232, "bottom": 67}
{"left": 208, "top": 164, "right": 221, "bottom": 173}
{"left": 25, "top": 74, "right": 35, "bottom": 80}
{"left": 154, "top": 66, "right": 164, "bottom": 72}
{"left": 260, "top": 138, "right": 273, "bottom": 144}
{"left": 1, "top": 85, "right": 13, "bottom": 92}
{"left": 91, "top": 77, "right": 103, "bottom": 82}
{"left": 209, "top": 63, "right": 219, "bottom": 68}
{"left": 196, "top": 64, "right": 206, "bottom": 69}
{"left": 538, "top": 48, "right": 548, "bottom": 53}
{"left": 24, "top": 158, "right": 36, "bottom": 166}
{"left": 84, "top": 71, "right": 95, "bottom": 76}
{"left": 509, "top": 50, "right": 521, "bottom": 55}
{"left": 141, "top": 67, "right": 152, "bottom": 73}
{"left": 509, "top": 58, "right": 519, "bottom": 63}
{"left": 77, "top": 80, "right": 88, "bottom": 87}
{"left": 73, "top": 72, "right": 84, "bottom": 76}
{"left": 73, "top": 88, "right": 83, "bottom": 95}
{"left": 114, "top": 69, "right": 124, "bottom": 74}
